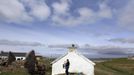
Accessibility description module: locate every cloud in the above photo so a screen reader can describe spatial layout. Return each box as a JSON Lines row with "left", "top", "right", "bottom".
{"left": 98, "top": 1, "right": 112, "bottom": 18}
{"left": 108, "top": 38, "right": 134, "bottom": 44}
{"left": 0, "top": 0, "right": 51, "bottom": 23}
{"left": 118, "top": 0, "right": 134, "bottom": 29}
{"left": 0, "top": 0, "right": 32, "bottom": 23}
{"left": 21, "top": 0, "right": 51, "bottom": 21}
{"left": 83, "top": 45, "right": 134, "bottom": 56}
{"left": 48, "top": 44, "right": 79, "bottom": 48}
{"left": 48, "top": 44, "right": 134, "bottom": 56}
{"left": 52, "top": 0, "right": 113, "bottom": 26}
{"left": 52, "top": 7, "right": 96, "bottom": 26}
{"left": 0, "top": 0, "right": 113, "bottom": 26}
{"left": 0, "top": 39, "right": 44, "bottom": 46}
{"left": 52, "top": 0, "right": 71, "bottom": 15}
{"left": 94, "top": 46, "right": 132, "bottom": 55}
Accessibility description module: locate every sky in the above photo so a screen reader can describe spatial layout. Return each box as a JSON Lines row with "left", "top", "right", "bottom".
{"left": 0, "top": 0, "right": 134, "bottom": 58}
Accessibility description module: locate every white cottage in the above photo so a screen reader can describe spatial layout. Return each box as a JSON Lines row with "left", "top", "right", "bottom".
{"left": 0, "top": 51, "right": 26, "bottom": 60}
{"left": 51, "top": 45, "right": 95, "bottom": 75}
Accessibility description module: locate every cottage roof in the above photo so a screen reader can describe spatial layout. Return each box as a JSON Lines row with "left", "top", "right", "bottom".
{"left": 0, "top": 52, "right": 26, "bottom": 57}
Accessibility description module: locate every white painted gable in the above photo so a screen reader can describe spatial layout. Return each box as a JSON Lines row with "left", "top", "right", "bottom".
{"left": 52, "top": 45, "right": 95, "bottom": 75}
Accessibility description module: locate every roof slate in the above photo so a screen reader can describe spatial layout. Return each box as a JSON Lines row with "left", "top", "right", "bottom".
{"left": 0, "top": 52, "right": 26, "bottom": 57}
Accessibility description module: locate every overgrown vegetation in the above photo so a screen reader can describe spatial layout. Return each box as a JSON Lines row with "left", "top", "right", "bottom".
{"left": 0, "top": 58, "right": 134, "bottom": 75}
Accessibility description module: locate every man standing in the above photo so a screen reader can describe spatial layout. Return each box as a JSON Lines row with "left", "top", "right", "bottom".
{"left": 65, "top": 59, "right": 70, "bottom": 75}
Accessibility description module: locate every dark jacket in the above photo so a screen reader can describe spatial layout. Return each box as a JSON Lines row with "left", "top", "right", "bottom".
{"left": 65, "top": 61, "right": 70, "bottom": 69}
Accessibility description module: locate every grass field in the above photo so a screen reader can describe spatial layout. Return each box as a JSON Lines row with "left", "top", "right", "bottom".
{"left": 0, "top": 58, "right": 134, "bottom": 75}
{"left": 95, "top": 58, "right": 134, "bottom": 75}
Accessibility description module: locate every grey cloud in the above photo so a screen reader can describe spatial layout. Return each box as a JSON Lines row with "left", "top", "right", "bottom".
{"left": 48, "top": 44, "right": 134, "bottom": 56}
{"left": 78, "top": 45, "right": 134, "bottom": 56}
{"left": 48, "top": 44, "right": 79, "bottom": 48}
{"left": 118, "top": 0, "right": 134, "bottom": 30}
{"left": 96, "top": 47, "right": 129, "bottom": 55}
{"left": 39, "top": 44, "right": 134, "bottom": 58}
{"left": 108, "top": 38, "right": 134, "bottom": 44}
{"left": 0, "top": 39, "right": 44, "bottom": 46}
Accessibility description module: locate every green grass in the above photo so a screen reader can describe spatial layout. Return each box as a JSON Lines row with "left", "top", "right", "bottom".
{"left": 95, "top": 58, "right": 134, "bottom": 75}
{"left": 0, "top": 68, "right": 29, "bottom": 75}
{"left": 0, "top": 58, "right": 134, "bottom": 75}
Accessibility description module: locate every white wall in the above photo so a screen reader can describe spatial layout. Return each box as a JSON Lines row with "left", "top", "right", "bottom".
{"left": 16, "top": 57, "right": 25, "bottom": 60}
{"left": 0, "top": 56, "right": 25, "bottom": 60}
{"left": 52, "top": 52, "right": 95, "bottom": 75}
